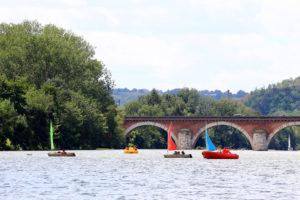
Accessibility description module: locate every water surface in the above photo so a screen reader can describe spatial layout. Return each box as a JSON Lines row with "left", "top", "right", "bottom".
{"left": 0, "top": 150, "right": 300, "bottom": 200}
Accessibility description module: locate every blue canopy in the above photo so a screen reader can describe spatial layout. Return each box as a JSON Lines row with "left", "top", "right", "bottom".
{"left": 205, "top": 125, "right": 216, "bottom": 151}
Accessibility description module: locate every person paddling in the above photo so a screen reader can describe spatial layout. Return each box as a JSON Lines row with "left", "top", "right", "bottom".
{"left": 222, "top": 148, "right": 231, "bottom": 154}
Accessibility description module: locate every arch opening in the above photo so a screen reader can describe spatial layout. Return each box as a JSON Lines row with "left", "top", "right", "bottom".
{"left": 268, "top": 123, "right": 300, "bottom": 150}
{"left": 124, "top": 122, "right": 176, "bottom": 149}
{"left": 193, "top": 122, "right": 251, "bottom": 150}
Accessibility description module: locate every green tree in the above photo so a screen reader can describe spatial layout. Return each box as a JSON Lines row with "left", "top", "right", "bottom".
{"left": 244, "top": 77, "right": 300, "bottom": 115}
{"left": 196, "top": 96, "right": 216, "bottom": 116}
{"left": 0, "top": 100, "right": 17, "bottom": 150}
{"left": 124, "top": 101, "right": 142, "bottom": 116}
{"left": 177, "top": 88, "right": 200, "bottom": 115}
{"left": 24, "top": 87, "right": 55, "bottom": 149}
{"left": 0, "top": 21, "right": 122, "bottom": 150}
{"left": 0, "top": 76, "right": 27, "bottom": 114}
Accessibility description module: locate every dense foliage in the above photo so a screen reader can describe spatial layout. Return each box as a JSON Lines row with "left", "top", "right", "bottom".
{"left": 243, "top": 77, "right": 300, "bottom": 150}
{"left": 0, "top": 21, "right": 125, "bottom": 150}
{"left": 244, "top": 77, "right": 300, "bottom": 115}
{"left": 124, "top": 88, "right": 257, "bottom": 149}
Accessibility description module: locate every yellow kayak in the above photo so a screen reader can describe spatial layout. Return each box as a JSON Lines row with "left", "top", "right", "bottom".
{"left": 124, "top": 147, "right": 138, "bottom": 154}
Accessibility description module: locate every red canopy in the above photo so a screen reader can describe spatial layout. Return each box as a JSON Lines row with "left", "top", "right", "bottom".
{"left": 167, "top": 122, "right": 177, "bottom": 150}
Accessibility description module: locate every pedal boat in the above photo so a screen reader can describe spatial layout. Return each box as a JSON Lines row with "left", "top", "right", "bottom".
{"left": 202, "top": 151, "right": 239, "bottom": 159}
{"left": 48, "top": 152, "right": 76, "bottom": 157}
{"left": 164, "top": 154, "right": 192, "bottom": 158}
{"left": 124, "top": 147, "right": 138, "bottom": 154}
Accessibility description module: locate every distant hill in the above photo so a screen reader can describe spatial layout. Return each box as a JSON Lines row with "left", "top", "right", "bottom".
{"left": 113, "top": 88, "right": 248, "bottom": 106}
{"left": 243, "top": 77, "right": 300, "bottom": 115}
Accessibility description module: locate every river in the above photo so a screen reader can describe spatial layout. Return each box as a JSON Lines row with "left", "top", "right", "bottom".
{"left": 0, "top": 150, "right": 300, "bottom": 200}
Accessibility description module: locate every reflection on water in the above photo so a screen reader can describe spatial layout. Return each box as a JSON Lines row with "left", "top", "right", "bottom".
{"left": 1, "top": 150, "right": 300, "bottom": 200}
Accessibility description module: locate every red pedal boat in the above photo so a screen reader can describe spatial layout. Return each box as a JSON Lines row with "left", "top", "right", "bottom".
{"left": 202, "top": 150, "right": 239, "bottom": 159}
{"left": 202, "top": 123, "right": 239, "bottom": 159}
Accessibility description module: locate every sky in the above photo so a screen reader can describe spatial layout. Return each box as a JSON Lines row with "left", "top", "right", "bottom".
{"left": 1, "top": 0, "right": 300, "bottom": 92}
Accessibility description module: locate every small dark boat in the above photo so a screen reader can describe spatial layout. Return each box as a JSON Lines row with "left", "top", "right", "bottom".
{"left": 164, "top": 154, "right": 192, "bottom": 158}
{"left": 48, "top": 152, "right": 76, "bottom": 157}
{"left": 202, "top": 151, "right": 238, "bottom": 159}
{"left": 163, "top": 122, "right": 192, "bottom": 158}
{"left": 48, "top": 121, "right": 76, "bottom": 157}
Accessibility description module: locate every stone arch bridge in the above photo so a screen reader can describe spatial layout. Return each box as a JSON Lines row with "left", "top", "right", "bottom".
{"left": 123, "top": 116, "right": 300, "bottom": 151}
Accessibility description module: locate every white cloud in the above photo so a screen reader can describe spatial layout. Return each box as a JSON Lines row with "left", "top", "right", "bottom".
{"left": 82, "top": 32, "right": 199, "bottom": 79}
{"left": 217, "top": 34, "right": 271, "bottom": 62}
{"left": 52, "top": 0, "right": 88, "bottom": 7}
{"left": 1, "top": 0, "right": 300, "bottom": 92}
{"left": 80, "top": 28, "right": 300, "bottom": 92}
{"left": 0, "top": 6, "right": 13, "bottom": 22}
{"left": 93, "top": 7, "right": 120, "bottom": 27}
{"left": 253, "top": 0, "right": 300, "bottom": 38}
{"left": 0, "top": 5, "right": 86, "bottom": 30}
{"left": 186, "top": 0, "right": 245, "bottom": 17}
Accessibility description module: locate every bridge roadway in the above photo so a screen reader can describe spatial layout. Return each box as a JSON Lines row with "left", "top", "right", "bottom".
{"left": 123, "top": 116, "right": 300, "bottom": 150}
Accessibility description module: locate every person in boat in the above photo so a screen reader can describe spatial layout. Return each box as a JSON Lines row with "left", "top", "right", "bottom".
{"left": 181, "top": 151, "right": 185, "bottom": 155}
{"left": 62, "top": 149, "right": 66, "bottom": 155}
{"left": 125, "top": 146, "right": 129, "bottom": 150}
{"left": 222, "top": 148, "right": 231, "bottom": 154}
{"left": 133, "top": 146, "right": 137, "bottom": 150}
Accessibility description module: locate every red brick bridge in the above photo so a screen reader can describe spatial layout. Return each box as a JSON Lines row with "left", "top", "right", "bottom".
{"left": 123, "top": 116, "right": 300, "bottom": 151}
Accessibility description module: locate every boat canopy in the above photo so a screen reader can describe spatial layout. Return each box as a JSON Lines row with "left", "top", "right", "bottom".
{"left": 205, "top": 124, "right": 216, "bottom": 151}
{"left": 167, "top": 122, "right": 177, "bottom": 151}
{"left": 50, "top": 120, "right": 54, "bottom": 150}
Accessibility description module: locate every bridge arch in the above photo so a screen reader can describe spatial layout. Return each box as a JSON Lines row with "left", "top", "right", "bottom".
{"left": 191, "top": 121, "right": 253, "bottom": 149}
{"left": 267, "top": 121, "right": 300, "bottom": 148}
{"left": 124, "top": 121, "right": 178, "bottom": 145}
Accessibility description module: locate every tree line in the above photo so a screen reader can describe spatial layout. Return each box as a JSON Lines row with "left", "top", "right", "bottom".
{"left": 113, "top": 88, "right": 248, "bottom": 106}
{"left": 244, "top": 77, "right": 300, "bottom": 115}
{"left": 244, "top": 77, "right": 300, "bottom": 150}
{"left": 0, "top": 21, "right": 125, "bottom": 150}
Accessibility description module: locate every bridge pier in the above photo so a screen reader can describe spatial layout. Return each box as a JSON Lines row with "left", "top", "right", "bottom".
{"left": 177, "top": 129, "right": 192, "bottom": 149}
{"left": 252, "top": 130, "right": 268, "bottom": 151}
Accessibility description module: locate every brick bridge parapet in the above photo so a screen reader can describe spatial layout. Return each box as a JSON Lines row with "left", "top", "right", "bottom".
{"left": 123, "top": 116, "right": 300, "bottom": 151}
